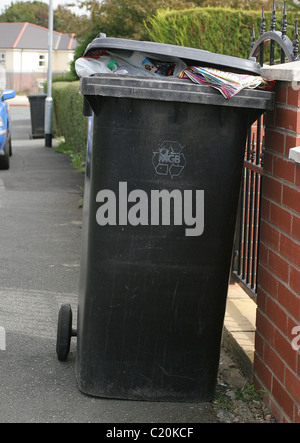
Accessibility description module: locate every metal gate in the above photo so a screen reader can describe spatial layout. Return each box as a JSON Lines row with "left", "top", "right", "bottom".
{"left": 231, "top": 0, "right": 299, "bottom": 300}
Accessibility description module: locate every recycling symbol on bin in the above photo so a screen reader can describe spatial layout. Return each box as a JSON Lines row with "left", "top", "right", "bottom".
{"left": 152, "top": 141, "right": 186, "bottom": 179}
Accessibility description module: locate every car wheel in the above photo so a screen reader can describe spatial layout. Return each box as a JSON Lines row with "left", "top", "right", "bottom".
{"left": 9, "top": 137, "right": 12, "bottom": 157}
{"left": 0, "top": 138, "right": 10, "bottom": 170}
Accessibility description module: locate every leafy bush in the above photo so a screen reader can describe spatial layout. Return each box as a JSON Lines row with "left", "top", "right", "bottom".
{"left": 147, "top": 7, "right": 299, "bottom": 59}
{"left": 52, "top": 81, "right": 87, "bottom": 162}
{"left": 52, "top": 6, "right": 299, "bottom": 172}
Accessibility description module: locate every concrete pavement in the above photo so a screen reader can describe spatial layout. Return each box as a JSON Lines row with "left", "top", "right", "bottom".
{"left": 0, "top": 96, "right": 268, "bottom": 424}
{"left": 0, "top": 98, "right": 224, "bottom": 424}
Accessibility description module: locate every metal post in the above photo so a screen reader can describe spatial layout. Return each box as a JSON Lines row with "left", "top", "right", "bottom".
{"left": 281, "top": 0, "right": 287, "bottom": 63}
{"left": 45, "top": 0, "right": 53, "bottom": 148}
{"left": 260, "top": 6, "right": 266, "bottom": 66}
{"left": 293, "top": 19, "right": 299, "bottom": 61}
{"left": 270, "top": 0, "right": 276, "bottom": 66}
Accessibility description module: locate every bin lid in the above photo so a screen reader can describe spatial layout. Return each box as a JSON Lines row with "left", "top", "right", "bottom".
{"left": 80, "top": 75, "right": 275, "bottom": 110}
{"left": 27, "top": 93, "right": 47, "bottom": 98}
{"left": 83, "top": 35, "right": 261, "bottom": 76}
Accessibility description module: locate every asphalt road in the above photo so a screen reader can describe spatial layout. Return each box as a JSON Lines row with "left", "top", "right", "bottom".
{"left": 0, "top": 103, "right": 219, "bottom": 424}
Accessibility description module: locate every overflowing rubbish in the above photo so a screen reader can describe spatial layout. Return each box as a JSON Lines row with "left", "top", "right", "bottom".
{"left": 75, "top": 51, "right": 143, "bottom": 77}
{"left": 75, "top": 49, "right": 187, "bottom": 79}
{"left": 75, "top": 47, "right": 274, "bottom": 100}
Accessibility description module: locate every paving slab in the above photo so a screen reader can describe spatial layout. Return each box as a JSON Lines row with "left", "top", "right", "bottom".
{"left": 0, "top": 104, "right": 220, "bottom": 424}
{"left": 0, "top": 101, "right": 273, "bottom": 424}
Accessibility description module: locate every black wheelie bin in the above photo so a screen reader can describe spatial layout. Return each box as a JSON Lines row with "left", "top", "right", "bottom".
{"left": 56, "top": 36, "right": 274, "bottom": 402}
{"left": 27, "top": 93, "right": 47, "bottom": 139}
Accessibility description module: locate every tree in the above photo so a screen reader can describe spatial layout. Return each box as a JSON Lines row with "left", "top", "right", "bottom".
{"left": 70, "top": 0, "right": 299, "bottom": 77}
{"left": 53, "top": 5, "right": 89, "bottom": 35}
{"left": 286, "top": 0, "right": 300, "bottom": 9}
{"left": 77, "top": 0, "right": 196, "bottom": 40}
{"left": 0, "top": 1, "right": 87, "bottom": 34}
{"left": 0, "top": 1, "right": 49, "bottom": 26}
{"left": 201, "top": 0, "right": 274, "bottom": 8}
{"left": 193, "top": 0, "right": 299, "bottom": 9}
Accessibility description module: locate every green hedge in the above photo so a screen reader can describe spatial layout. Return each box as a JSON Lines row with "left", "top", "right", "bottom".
{"left": 51, "top": 7, "right": 299, "bottom": 168}
{"left": 147, "top": 7, "right": 299, "bottom": 59}
{"left": 52, "top": 81, "right": 87, "bottom": 156}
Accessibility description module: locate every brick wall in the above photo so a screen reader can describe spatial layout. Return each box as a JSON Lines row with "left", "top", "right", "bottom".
{"left": 254, "top": 81, "right": 300, "bottom": 423}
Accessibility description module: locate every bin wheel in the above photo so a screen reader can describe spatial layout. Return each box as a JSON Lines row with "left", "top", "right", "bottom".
{"left": 56, "top": 304, "right": 73, "bottom": 361}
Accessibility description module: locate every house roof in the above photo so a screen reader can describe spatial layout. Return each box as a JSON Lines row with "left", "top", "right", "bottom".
{"left": 0, "top": 22, "right": 77, "bottom": 50}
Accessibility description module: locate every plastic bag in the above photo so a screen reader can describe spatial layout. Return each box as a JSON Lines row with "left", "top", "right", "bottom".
{"left": 107, "top": 51, "right": 187, "bottom": 77}
{"left": 75, "top": 57, "right": 112, "bottom": 77}
{"left": 75, "top": 49, "right": 187, "bottom": 78}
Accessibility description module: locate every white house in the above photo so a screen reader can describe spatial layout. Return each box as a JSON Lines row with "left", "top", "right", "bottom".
{"left": 0, "top": 22, "right": 77, "bottom": 93}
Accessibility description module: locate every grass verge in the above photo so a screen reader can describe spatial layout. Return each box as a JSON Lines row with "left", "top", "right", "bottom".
{"left": 55, "top": 139, "right": 86, "bottom": 173}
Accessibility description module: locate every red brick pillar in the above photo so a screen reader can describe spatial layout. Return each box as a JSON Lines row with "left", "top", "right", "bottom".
{"left": 254, "top": 75, "right": 300, "bottom": 423}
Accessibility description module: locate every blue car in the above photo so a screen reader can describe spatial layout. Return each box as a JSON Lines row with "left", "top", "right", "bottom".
{"left": 0, "top": 89, "right": 16, "bottom": 170}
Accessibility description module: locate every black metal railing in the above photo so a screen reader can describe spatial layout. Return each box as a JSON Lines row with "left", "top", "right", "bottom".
{"left": 250, "top": 1, "right": 299, "bottom": 65}
{"left": 232, "top": 119, "right": 265, "bottom": 300}
{"left": 232, "top": 0, "right": 299, "bottom": 300}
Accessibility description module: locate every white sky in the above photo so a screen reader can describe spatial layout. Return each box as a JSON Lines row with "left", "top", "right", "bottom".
{"left": 0, "top": 0, "right": 87, "bottom": 16}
